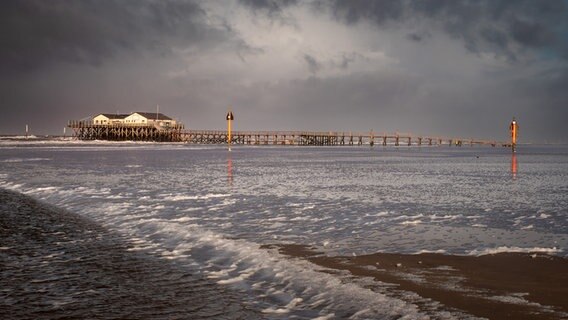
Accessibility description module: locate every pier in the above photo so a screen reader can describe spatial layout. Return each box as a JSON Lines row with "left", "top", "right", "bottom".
{"left": 68, "top": 121, "right": 503, "bottom": 147}
{"left": 68, "top": 121, "right": 185, "bottom": 142}
{"left": 181, "top": 130, "right": 501, "bottom": 146}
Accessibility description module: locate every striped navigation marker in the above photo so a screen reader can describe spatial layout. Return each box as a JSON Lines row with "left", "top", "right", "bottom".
{"left": 510, "top": 117, "right": 519, "bottom": 153}
{"left": 226, "top": 110, "right": 234, "bottom": 151}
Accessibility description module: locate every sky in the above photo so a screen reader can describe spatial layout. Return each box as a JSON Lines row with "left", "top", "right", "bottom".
{"left": 1, "top": 0, "right": 568, "bottom": 143}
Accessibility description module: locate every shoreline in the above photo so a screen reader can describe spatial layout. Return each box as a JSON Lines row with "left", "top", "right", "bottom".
{"left": 268, "top": 244, "right": 568, "bottom": 320}
{"left": 0, "top": 189, "right": 262, "bottom": 319}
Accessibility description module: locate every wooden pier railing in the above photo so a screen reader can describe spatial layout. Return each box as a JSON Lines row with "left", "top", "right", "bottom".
{"left": 67, "top": 121, "right": 504, "bottom": 147}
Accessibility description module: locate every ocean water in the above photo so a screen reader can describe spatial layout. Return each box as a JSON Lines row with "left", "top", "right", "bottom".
{"left": 1, "top": 140, "right": 567, "bottom": 319}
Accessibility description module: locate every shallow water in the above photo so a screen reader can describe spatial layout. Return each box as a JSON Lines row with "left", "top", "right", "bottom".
{"left": 1, "top": 141, "right": 567, "bottom": 319}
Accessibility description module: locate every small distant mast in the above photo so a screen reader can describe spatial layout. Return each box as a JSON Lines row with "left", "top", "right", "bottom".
{"left": 510, "top": 117, "right": 519, "bottom": 153}
{"left": 226, "top": 108, "right": 234, "bottom": 151}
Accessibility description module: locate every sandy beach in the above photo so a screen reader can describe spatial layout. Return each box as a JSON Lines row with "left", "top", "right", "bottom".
{"left": 0, "top": 189, "right": 262, "bottom": 319}
{"left": 3, "top": 191, "right": 566, "bottom": 320}
{"left": 2, "top": 144, "right": 567, "bottom": 319}
{"left": 268, "top": 244, "right": 568, "bottom": 320}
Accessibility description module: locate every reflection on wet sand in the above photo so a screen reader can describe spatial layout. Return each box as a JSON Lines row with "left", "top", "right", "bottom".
{"left": 511, "top": 153, "right": 517, "bottom": 179}
{"left": 227, "top": 155, "right": 233, "bottom": 187}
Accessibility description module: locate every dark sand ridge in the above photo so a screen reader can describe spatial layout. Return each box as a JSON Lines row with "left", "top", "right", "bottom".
{"left": 0, "top": 189, "right": 262, "bottom": 319}
{"left": 269, "top": 244, "right": 568, "bottom": 320}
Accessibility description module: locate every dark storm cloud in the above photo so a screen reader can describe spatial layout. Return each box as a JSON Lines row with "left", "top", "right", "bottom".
{"left": 406, "top": 31, "right": 431, "bottom": 43}
{"left": 1, "top": 0, "right": 567, "bottom": 142}
{"left": 303, "top": 54, "right": 321, "bottom": 75}
{"left": 338, "top": 54, "right": 356, "bottom": 69}
{"left": 509, "top": 17, "right": 555, "bottom": 48}
{"left": 326, "top": 0, "right": 404, "bottom": 25}
{"left": 324, "top": 0, "right": 568, "bottom": 61}
{"left": 0, "top": 0, "right": 223, "bottom": 74}
{"left": 238, "top": 0, "right": 298, "bottom": 14}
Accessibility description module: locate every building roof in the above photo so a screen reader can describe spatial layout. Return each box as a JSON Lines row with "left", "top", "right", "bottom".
{"left": 93, "top": 112, "right": 174, "bottom": 121}
{"left": 97, "top": 113, "right": 130, "bottom": 119}
{"left": 131, "top": 112, "right": 173, "bottom": 121}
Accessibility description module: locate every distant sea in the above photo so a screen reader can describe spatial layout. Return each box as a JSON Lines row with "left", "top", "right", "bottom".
{"left": 1, "top": 137, "right": 567, "bottom": 319}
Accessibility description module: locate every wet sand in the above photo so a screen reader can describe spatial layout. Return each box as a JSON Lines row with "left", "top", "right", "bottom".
{"left": 270, "top": 244, "right": 568, "bottom": 320}
{"left": 3, "top": 186, "right": 566, "bottom": 319}
{"left": 0, "top": 189, "right": 261, "bottom": 319}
